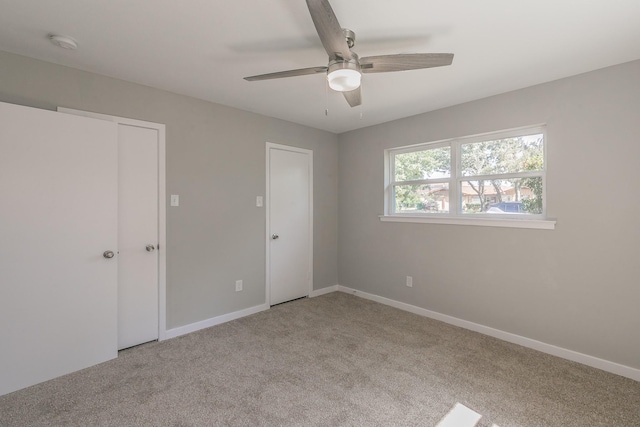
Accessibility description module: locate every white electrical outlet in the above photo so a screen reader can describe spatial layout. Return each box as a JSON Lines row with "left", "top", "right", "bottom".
{"left": 170, "top": 194, "right": 179, "bottom": 207}
{"left": 235, "top": 280, "right": 243, "bottom": 292}
{"left": 406, "top": 276, "right": 413, "bottom": 287}
{"left": 256, "top": 196, "right": 263, "bottom": 207}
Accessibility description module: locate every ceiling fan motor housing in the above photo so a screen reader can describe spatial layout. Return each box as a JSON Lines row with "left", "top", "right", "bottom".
{"left": 342, "top": 28, "right": 356, "bottom": 48}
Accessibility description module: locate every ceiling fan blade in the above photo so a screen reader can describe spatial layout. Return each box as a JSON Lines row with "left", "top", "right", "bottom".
{"left": 306, "top": 0, "right": 352, "bottom": 61}
{"left": 342, "top": 87, "right": 361, "bottom": 107}
{"left": 244, "top": 66, "right": 328, "bottom": 81}
{"left": 360, "top": 53, "right": 454, "bottom": 73}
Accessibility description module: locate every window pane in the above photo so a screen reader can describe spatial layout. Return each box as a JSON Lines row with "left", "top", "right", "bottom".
{"left": 460, "top": 134, "right": 543, "bottom": 177}
{"left": 394, "top": 146, "right": 451, "bottom": 181}
{"left": 394, "top": 183, "right": 450, "bottom": 213}
{"left": 461, "top": 178, "right": 543, "bottom": 214}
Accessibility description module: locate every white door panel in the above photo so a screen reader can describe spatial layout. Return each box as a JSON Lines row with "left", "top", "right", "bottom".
{"left": 268, "top": 145, "right": 312, "bottom": 306}
{"left": 0, "top": 101, "right": 118, "bottom": 396}
{"left": 118, "top": 124, "right": 159, "bottom": 349}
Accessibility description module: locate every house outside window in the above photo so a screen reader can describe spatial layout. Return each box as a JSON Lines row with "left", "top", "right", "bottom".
{"left": 384, "top": 125, "right": 549, "bottom": 226}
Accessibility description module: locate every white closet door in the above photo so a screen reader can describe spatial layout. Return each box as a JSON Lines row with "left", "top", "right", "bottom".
{"left": 0, "top": 101, "right": 118, "bottom": 396}
{"left": 117, "top": 124, "right": 159, "bottom": 349}
{"left": 58, "top": 108, "right": 164, "bottom": 350}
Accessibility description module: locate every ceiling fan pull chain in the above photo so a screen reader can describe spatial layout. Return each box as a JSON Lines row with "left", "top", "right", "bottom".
{"left": 325, "top": 78, "right": 329, "bottom": 116}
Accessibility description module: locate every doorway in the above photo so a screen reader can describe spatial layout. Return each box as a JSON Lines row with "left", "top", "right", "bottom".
{"left": 266, "top": 143, "right": 313, "bottom": 306}
{"left": 59, "top": 108, "right": 167, "bottom": 349}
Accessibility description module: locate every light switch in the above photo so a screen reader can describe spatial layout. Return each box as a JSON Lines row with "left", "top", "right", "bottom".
{"left": 256, "top": 196, "right": 263, "bottom": 207}
{"left": 170, "top": 195, "right": 179, "bottom": 207}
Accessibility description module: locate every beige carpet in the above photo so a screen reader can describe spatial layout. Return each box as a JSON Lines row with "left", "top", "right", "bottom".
{"left": 0, "top": 292, "right": 638, "bottom": 426}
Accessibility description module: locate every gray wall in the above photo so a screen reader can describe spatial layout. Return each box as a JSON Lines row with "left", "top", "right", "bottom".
{"left": 338, "top": 60, "right": 640, "bottom": 369}
{"left": 0, "top": 51, "right": 339, "bottom": 329}
{"left": 2, "top": 48, "right": 638, "bottom": 370}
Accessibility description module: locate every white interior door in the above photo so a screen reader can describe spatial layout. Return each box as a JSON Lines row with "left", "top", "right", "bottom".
{"left": 267, "top": 144, "right": 313, "bottom": 306}
{"left": 0, "top": 101, "right": 118, "bottom": 396}
{"left": 58, "top": 108, "right": 165, "bottom": 350}
{"left": 117, "top": 124, "right": 159, "bottom": 349}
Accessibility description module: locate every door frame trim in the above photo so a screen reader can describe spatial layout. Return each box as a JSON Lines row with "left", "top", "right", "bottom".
{"left": 58, "top": 107, "right": 167, "bottom": 341}
{"left": 265, "top": 142, "right": 313, "bottom": 306}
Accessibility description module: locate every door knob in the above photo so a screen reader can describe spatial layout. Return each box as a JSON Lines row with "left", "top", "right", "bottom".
{"left": 146, "top": 244, "right": 155, "bottom": 252}
{"left": 271, "top": 234, "right": 279, "bottom": 240}
{"left": 103, "top": 250, "right": 115, "bottom": 259}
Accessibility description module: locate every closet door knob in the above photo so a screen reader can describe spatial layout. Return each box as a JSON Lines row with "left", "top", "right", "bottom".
{"left": 146, "top": 244, "right": 155, "bottom": 252}
{"left": 103, "top": 250, "right": 115, "bottom": 259}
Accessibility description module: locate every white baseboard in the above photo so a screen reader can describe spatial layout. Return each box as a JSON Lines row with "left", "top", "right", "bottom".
{"left": 337, "top": 285, "right": 640, "bottom": 382}
{"left": 309, "top": 284, "right": 339, "bottom": 298}
{"left": 164, "top": 284, "right": 339, "bottom": 340}
{"left": 159, "top": 285, "right": 639, "bottom": 382}
{"left": 163, "top": 303, "right": 269, "bottom": 340}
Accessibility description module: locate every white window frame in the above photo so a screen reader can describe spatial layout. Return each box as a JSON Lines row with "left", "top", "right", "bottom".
{"left": 381, "top": 125, "right": 555, "bottom": 230}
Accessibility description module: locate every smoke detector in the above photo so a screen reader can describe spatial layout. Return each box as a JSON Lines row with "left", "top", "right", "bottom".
{"left": 48, "top": 34, "right": 78, "bottom": 50}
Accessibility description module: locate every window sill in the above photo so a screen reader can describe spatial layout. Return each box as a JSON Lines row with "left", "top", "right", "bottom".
{"left": 379, "top": 215, "right": 556, "bottom": 230}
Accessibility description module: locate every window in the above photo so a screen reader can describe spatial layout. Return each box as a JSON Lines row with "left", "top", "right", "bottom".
{"left": 383, "top": 126, "right": 554, "bottom": 229}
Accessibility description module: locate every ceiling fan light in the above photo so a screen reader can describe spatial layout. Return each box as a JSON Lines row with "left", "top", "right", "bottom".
{"left": 327, "top": 58, "right": 362, "bottom": 92}
{"left": 327, "top": 69, "right": 361, "bottom": 91}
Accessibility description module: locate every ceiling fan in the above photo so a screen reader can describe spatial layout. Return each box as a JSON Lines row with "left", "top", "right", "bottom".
{"left": 244, "top": 0, "right": 454, "bottom": 107}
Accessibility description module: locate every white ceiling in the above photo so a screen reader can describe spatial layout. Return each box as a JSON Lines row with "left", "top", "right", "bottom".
{"left": 1, "top": 1, "right": 639, "bottom": 134}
